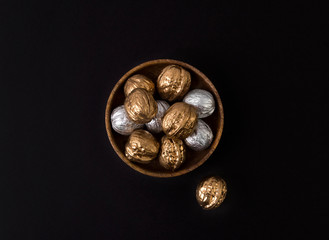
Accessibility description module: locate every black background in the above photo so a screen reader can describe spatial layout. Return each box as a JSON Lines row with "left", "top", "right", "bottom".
{"left": 1, "top": 0, "right": 328, "bottom": 239}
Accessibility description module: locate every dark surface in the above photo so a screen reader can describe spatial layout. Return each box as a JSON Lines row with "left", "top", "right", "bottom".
{"left": 1, "top": 1, "right": 328, "bottom": 239}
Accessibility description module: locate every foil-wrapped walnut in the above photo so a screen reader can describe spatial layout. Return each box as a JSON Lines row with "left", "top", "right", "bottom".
{"left": 110, "top": 105, "right": 143, "bottom": 135}
{"left": 162, "top": 102, "right": 198, "bottom": 139}
{"left": 124, "top": 88, "right": 158, "bottom": 124}
{"left": 157, "top": 65, "right": 191, "bottom": 101}
{"left": 145, "top": 100, "right": 170, "bottom": 134}
{"left": 183, "top": 89, "right": 215, "bottom": 118}
{"left": 125, "top": 129, "right": 159, "bottom": 163}
{"left": 185, "top": 119, "right": 213, "bottom": 151}
{"left": 196, "top": 176, "right": 227, "bottom": 210}
{"left": 159, "top": 136, "right": 186, "bottom": 171}
{"left": 124, "top": 74, "right": 155, "bottom": 97}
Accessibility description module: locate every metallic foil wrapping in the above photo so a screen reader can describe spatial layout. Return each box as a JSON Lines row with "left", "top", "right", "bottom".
{"left": 185, "top": 119, "right": 213, "bottom": 151}
{"left": 159, "top": 136, "right": 186, "bottom": 171}
{"left": 162, "top": 102, "right": 198, "bottom": 139}
{"left": 145, "top": 100, "right": 170, "bottom": 133}
{"left": 183, "top": 89, "right": 215, "bottom": 118}
{"left": 124, "top": 88, "right": 158, "bottom": 124}
{"left": 196, "top": 176, "right": 227, "bottom": 210}
{"left": 157, "top": 65, "right": 191, "bottom": 101}
{"left": 124, "top": 74, "right": 155, "bottom": 97}
{"left": 125, "top": 129, "right": 159, "bottom": 163}
{"left": 111, "top": 105, "right": 143, "bottom": 135}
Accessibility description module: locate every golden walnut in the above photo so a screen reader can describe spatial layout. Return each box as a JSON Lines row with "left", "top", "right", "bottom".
{"left": 124, "top": 74, "right": 155, "bottom": 97}
{"left": 124, "top": 88, "right": 158, "bottom": 124}
{"left": 157, "top": 65, "right": 191, "bottom": 101}
{"left": 159, "top": 136, "right": 186, "bottom": 171}
{"left": 196, "top": 176, "right": 227, "bottom": 210}
{"left": 125, "top": 129, "right": 159, "bottom": 163}
{"left": 162, "top": 102, "right": 198, "bottom": 139}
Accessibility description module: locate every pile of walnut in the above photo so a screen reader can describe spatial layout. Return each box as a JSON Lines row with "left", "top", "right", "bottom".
{"left": 111, "top": 65, "right": 215, "bottom": 171}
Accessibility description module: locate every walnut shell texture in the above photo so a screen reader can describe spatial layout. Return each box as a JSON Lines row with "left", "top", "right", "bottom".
{"left": 124, "top": 74, "right": 155, "bottom": 97}
{"left": 124, "top": 88, "right": 158, "bottom": 124}
{"left": 157, "top": 65, "right": 191, "bottom": 101}
{"left": 196, "top": 176, "right": 227, "bottom": 210}
{"left": 159, "top": 136, "right": 186, "bottom": 171}
{"left": 162, "top": 102, "right": 198, "bottom": 139}
{"left": 125, "top": 129, "right": 159, "bottom": 164}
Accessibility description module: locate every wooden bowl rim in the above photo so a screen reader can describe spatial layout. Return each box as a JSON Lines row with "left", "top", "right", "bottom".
{"left": 105, "top": 59, "right": 224, "bottom": 177}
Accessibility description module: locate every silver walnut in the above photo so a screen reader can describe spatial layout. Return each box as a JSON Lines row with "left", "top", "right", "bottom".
{"left": 184, "top": 119, "right": 213, "bottom": 151}
{"left": 145, "top": 100, "right": 170, "bottom": 133}
{"left": 111, "top": 105, "right": 143, "bottom": 135}
{"left": 183, "top": 89, "right": 215, "bottom": 118}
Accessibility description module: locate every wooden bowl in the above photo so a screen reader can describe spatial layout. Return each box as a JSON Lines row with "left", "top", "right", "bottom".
{"left": 105, "top": 59, "right": 224, "bottom": 177}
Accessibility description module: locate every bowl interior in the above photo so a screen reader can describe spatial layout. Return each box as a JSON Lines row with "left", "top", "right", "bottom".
{"left": 105, "top": 59, "right": 224, "bottom": 177}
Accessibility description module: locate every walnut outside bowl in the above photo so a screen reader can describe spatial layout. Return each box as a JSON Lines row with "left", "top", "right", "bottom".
{"left": 105, "top": 59, "right": 224, "bottom": 177}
